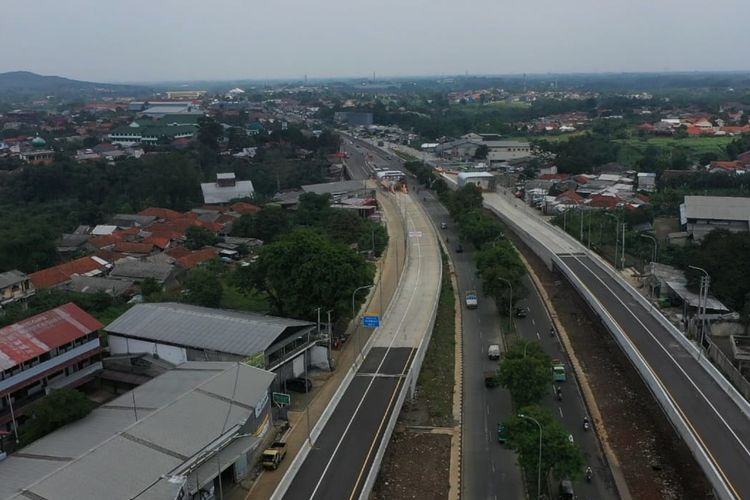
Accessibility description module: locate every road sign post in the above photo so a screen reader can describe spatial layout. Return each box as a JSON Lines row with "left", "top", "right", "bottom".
{"left": 272, "top": 392, "right": 291, "bottom": 407}
{"left": 362, "top": 315, "right": 381, "bottom": 328}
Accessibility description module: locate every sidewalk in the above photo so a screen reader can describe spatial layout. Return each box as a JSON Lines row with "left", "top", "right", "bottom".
{"left": 233, "top": 191, "right": 406, "bottom": 500}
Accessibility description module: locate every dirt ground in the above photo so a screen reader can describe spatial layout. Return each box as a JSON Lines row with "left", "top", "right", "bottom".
{"left": 508, "top": 230, "right": 713, "bottom": 500}
{"left": 371, "top": 428, "right": 452, "bottom": 500}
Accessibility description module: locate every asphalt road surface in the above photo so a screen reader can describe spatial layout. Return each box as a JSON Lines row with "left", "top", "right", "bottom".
{"left": 416, "top": 189, "right": 522, "bottom": 500}
{"left": 561, "top": 255, "right": 750, "bottom": 500}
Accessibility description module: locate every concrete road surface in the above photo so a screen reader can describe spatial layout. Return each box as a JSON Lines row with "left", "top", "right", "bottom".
{"left": 281, "top": 189, "right": 441, "bottom": 500}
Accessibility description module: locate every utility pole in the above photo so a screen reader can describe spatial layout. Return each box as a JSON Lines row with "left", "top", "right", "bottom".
{"left": 621, "top": 222, "right": 627, "bottom": 270}
{"left": 689, "top": 266, "right": 710, "bottom": 360}
{"left": 326, "top": 309, "right": 334, "bottom": 370}
{"left": 579, "top": 206, "right": 584, "bottom": 242}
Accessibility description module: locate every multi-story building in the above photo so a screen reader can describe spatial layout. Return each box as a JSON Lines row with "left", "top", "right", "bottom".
{"left": 0, "top": 270, "right": 35, "bottom": 308}
{"left": 0, "top": 303, "right": 103, "bottom": 432}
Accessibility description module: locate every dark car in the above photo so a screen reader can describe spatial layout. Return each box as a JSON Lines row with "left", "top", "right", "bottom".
{"left": 515, "top": 306, "right": 529, "bottom": 318}
{"left": 285, "top": 377, "right": 312, "bottom": 393}
{"left": 455, "top": 244, "right": 463, "bottom": 253}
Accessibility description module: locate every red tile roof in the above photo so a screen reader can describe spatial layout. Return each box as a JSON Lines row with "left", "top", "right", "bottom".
{"left": 587, "top": 194, "right": 621, "bottom": 208}
{"left": 709, "top": 161, "right": 740, "bottom": 170}
{"left": 29, "top": 256, "right": 109, "bottom": 289}
{"left": 538, "top": 173, "right": 570, "bottom": 181}
{"left": 88, "top": 234, "right": 119, "bottom": 249}
{"left": 142, "top": 236, "right": 170, "bottom": 249}
{"left": 175, "top": 248, "right": 219, "bottom": 269}
{"left": 113, "top": 241, "right": 154, "bottom": 254}
{"left": 138, "top": 207, "right": 183, "bottom": 220}
{"left": 165, "top": 246, "right": 192, "bottom": 259}
{"left": 573, "top": 175, "right": 590, "bottom": 185}
{"left": 0, "top": 303, "right": 102, "bottom": 370}
{"left": 230, "top": 202, "right": 261, "bottom": 215}
{"left": 556, "top": 190, "right": 583, "bottom": 203}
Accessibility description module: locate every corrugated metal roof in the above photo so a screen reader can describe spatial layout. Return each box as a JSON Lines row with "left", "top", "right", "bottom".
{"left": 681, "top": 195, "right": 750, "bottom": 222}
{"left": 0, "top": 303, "right": 103, "bottom": 370}
{"left": 105, "top": 302, "right": 314, "bottom": 356}
{"left": 201, "top": 180, "right": 254, "bottom": 204}
{"left": 0, "top": 362, "right": 275, "bottom": 500}
{"left": 0, "top": 270, "right": 27, "bottom": 289}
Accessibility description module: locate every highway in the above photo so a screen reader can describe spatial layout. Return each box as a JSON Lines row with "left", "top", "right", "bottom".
{"left": 480, "top": 190, "right": 750, "bottom": 499}
{"left": 277, "top": 139, "right": 442, "bottom": 500}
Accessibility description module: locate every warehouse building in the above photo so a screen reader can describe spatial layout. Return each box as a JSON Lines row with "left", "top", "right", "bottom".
{"left": 0, "top": 361, "right": 275, "bottom": 500}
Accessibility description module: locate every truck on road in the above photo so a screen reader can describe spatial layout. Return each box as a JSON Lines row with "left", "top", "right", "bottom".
{"left": 262, "top": 442, "right": 287, "bottom": 470}
{"left": 465, "top": 290, "right": 478, "bottom": 309}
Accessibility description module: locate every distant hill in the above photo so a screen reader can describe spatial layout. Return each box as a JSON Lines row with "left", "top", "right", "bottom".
{"left": 0, "top": 71, "right": 146, "bottom": 96}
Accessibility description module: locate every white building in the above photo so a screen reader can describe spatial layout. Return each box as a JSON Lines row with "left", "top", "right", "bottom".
{"left": 201, "top": 173, "right": 255, "bottom": 204}
{"left": 457, "top": 171, "right": 496, "bottom": 191}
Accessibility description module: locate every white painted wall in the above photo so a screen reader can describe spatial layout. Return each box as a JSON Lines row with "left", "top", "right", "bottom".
{"left": 108, "top": 335, "right": 188, "bottom": 365}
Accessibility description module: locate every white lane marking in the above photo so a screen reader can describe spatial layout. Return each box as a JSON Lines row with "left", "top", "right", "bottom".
{"left": 559, "top": 407, "right": 564, "bottom": 418}
{"left": 309, "top": 200, "right": 425, "bottom": 499}
{"left": 486, "top": 406, "right": 490, "bottom": 416}
{"left": 531, "top": 318, "right": 535, "bottom": 326}
{"left": 491, "top": 461, "right": 496, "bottom": 473}
{"left": 536, "top": 331, "right": 540, "bottom": 340}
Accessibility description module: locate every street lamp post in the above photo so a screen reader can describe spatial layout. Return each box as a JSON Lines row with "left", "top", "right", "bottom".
{"left": 605, "top": 212, "right": 619, "bottom": 269}
{"left": 352, "top": 284, "right": 375, "bottom": 362}
{"left": 496, "top": 276, "right": 513, "bottom": 333}
{"left": 518, "top": 413, "right": 543, "bottom": 499}
{"left": 688, "top": 265, "right": 710, "bottom": 360}
{"left": 640, "top": 234, "right": 658, "bottom": 298}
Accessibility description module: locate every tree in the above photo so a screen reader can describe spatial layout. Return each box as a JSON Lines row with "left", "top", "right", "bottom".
{"left": 295, "top": 192, "right": 333, "bottom": 226}
{"left": 474, "top": 144, "right": 490, "bottom": 160}
{"left": 248, "top": 228, "right": 374, "bottom": 320}
{"left": 184, "top": 267, "right": 223, "bottom": 308}
{"left": 457, "top": 210, "right": 504, "bottom": 249}
{"left": 476, "top": 241, "right": 528, "bottom": 311}
{"left": 197, "top": 116, "right": 223, "bottom": 150}
{"left": 185, "top": 226, "right": 218, "bottom": 250}
{"left": 447, "top": 184, "right": 484, "bottom": 216}
{"left": 140, "top": 277, "right": 161, "bottom": 298}
{"left": 497, "top": 340, "right": 552, "bottom": 407}
{"left": 20, "top": 388, "right": 95, "bottom": 445}
{"left": 504, "top": 405, "right": 585, "bottom": 496}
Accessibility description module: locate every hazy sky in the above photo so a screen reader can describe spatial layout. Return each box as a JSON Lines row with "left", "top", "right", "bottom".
{"left": 1, "top": 0, "right": 748, "bottom": 82}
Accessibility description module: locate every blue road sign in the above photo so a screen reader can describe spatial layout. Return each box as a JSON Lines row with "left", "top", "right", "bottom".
{"left": 362, "top": 315, "right": 380, "bottom": 328}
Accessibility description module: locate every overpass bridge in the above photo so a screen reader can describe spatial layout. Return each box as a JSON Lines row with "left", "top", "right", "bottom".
{"left": 479, "top": 190, "right": 750, "bottom": 500}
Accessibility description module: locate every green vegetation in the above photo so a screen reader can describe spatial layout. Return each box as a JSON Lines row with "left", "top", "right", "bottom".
{"left": 20, "top": 388, "right": 95, "bottom": 445}
{"left": 184, "top": 266, "right": 224, "bottom": 308}
{"left": 240, "top": 228, "right": 375, "bottom": 321}
{"left": 185, "top": 226, "right": 218, "bottom": 250}
{"left": 0, "top": 289, "right": 132, "bottom": 328}
{"left": 414, "top": 250, "right": 456, "bottom": 426}
{"left": 504, "top": 405, "right": 586, "bottom": 497}
{"left": 497, "top": 340, "right": 552, "bottom": 408}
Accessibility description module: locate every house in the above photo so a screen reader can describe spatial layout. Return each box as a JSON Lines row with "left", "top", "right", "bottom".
{"left": 201, "top": 173, "right": 255, "bottom": 204}
{"left": 56, "top": 233, "right": 91, "bottom": 255}
{"left": 19, "top": 149, "right": 54, "bottom": 165}
{"left": 737, "top": 150, "right": 750, "bottom": 168}
{"left": 230, "top": 202, "right": 261, "bottom": 215}
{"left": 105, "top": 302, "right": 322, "bottom": 385}
{"left": 175, "top": 247, "right": 219, "bottom": 269}
{"left": 109, "top": 259, "right": 179, "bottom": 286}
{"left": 0, "top": 270, "right": 35, "bottom": 308}
{"left": 111, "top": 213, "right": 157, "bottom": 228}
{"left": 333, "top": 111, "right": 373, "bottom": 127}
{"left": 29, "top": 256, "right": 111, "bottom": 289}
{"left": 680, "top": 196, "right": 750, "bottom": 241}
{"left": 63, "top": 275, "right": 135, "bottom": 297}
{"left": 0, "top": 361, "right": 275, "bottom": 500}
{"left": 637, "top": 172, "right": 657, "bottom": 193}
{"left": 707, "top": 161, "right": 744, "bottom": 174}
{"left": 0, "top": 303, "right": 103, "bottom": 432}
{"left": 457, "top": 171, "right": 496, "bottom": 191}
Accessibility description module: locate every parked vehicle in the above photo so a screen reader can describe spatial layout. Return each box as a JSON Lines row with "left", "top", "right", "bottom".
{"left": 465, "top": 290, "right": 478, "bottom": 309}
{"left": 488, "top": 344, "right": 501, "bottom": 360}
{"left": 484, "top": 371, "right": 499, "bottom": 388}
{"left": 262, "top": 442, "right": 287, "bottom": 470}
{"left": 286, "top": 377, "right": 312, "bottom": 393}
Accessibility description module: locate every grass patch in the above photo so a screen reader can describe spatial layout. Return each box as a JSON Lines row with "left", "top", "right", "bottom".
{"left": 393, "top": 150, "right": 419, "bottom": 162}
{"left": 415, "top": 249, "right": 456, "bottom": 427}
{"left": 220, "top": 284, "right": 269, "bottom": 313}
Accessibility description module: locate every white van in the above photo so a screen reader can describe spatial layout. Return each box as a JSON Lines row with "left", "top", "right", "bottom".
{"left": 488, "top": 344, "right": 500, "bottom": 360}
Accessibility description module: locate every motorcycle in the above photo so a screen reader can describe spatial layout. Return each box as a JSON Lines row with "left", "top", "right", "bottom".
{"left": 556, "top": 388, "right": 562, "bottom": 401}
{"left": 585, "top": 467, "right": 593, "bottom": 483}
{"left": 583, "top": 417, "right": 590, "bottom": 431}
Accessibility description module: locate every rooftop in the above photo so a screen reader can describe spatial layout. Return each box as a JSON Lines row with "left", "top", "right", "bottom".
{"left": 201, "top": 180, "right": 255, "bottom": 204}
{"left": 0, "top": 303, "right": 102, "bottom": 370}
{"left": 681, "top": 195, "right": 750, "bottom": 222}
{"left": 105, "top": 302, "right": 315, "bottom": 357}
{"left": 29, "top": 256, "right": 110, "bottom": 289}
{"left": 0, "top": 270, "right": 28, "bottom": 289}
{"left": 0, "top": 362, "right": 274, "bottom": 500}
